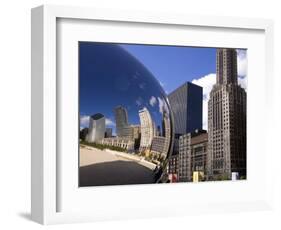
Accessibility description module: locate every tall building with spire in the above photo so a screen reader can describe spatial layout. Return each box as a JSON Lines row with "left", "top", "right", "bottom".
{"left": 207, "top": 48, "right": 247, "bottom": 179}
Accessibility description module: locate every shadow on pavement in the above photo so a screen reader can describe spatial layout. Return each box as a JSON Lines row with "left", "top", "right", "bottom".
{"left": 79, "top": 160, "right": 156, "bottom": 187}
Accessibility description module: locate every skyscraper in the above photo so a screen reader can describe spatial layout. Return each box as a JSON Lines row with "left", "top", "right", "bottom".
{"left": 87, "top": 113, "right": 106, "bottom": 143}
{"left": 168, "top": 82, "right": 202, "bottom": 135}
{"left": 114, "top": 106, "right": 129, "bottom": 137}
{"left": 168, "top": 82, "right": 202, "bottom": 172}
{"left": 139, "top": 107, "right": 154, "bottom": 151}
{"left": 207, "top": 48, "right": 247, "bottom": 179}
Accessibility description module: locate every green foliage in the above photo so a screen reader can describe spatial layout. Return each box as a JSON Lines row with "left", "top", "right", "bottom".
{"left": 214, "top": 173, "right": 230, "bottom": 181}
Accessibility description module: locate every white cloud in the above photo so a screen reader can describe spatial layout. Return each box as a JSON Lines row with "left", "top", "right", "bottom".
{"left": 237, "top": 49, "right": 248, "bottom": 90}
{"left": 192, "top": 73, "right": 216, "bottom": 101}
{"left": 192, "top": 70, "right": 247, "bottom": 130}
{"left": 136, "top": 97, "right": 143, "bottom": 106}
{"left": 157, "top": 97, "right": 169, "bottom": 115}
{"left": 80, "top": 115, "right": 90, "bottom": 127}
{"left": 238, "top": 76, "right": 247, "bottom": 91}
{"left": 149, "top": 96, "right": 157, "bottom": 107}
{"left": 192, "top": 73, "right": 216, "bottom": 130}
{"left": 139, "top": 83, "right": 146, "bottom": 89}
{"left": 80, "top": 115, "right": 115, "bottom": 128}
{"left": 105, "top": 118, "right": 115, "bottom": 126}
{"left": 237, "top": 49, "right": 247, "bottom": 77}
{"left": 189, "top": 50, "right": 247, "bottom": 130}
{"left": 158, "top": 97, "right": 164, "bottom": 114}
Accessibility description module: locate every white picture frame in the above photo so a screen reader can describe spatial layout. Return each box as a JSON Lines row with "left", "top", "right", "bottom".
{"left": 31, "top": 5, "right": 274, "bottom": 225}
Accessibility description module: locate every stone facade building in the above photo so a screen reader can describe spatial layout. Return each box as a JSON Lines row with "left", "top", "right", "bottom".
{"left": 178, "top": 130, "right": 208, "bottom": 182}
{"left": 167, "top": 154, "right": 179, "bottom": 182}
{"left": 190, "top": 131, "right": 208, "bottom": 178}
{"left": 207, "top": 48, "right": 247, "bottom": 180}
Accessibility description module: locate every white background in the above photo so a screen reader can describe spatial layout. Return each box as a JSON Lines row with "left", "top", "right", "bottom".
{"left": 58, "top": 18, "right": 267, "bottom": 216}
{"left": 0, "top": 0, "right": 280, "bottom": 229}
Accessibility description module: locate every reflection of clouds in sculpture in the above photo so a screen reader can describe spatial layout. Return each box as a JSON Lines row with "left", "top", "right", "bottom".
{"left": 139, "top": 82, "right": 146, "bottom": 90}
{"left": 80, "top": 115, "right": 115, "bottom": 129}
{"left": 157, "top": 97, "right": 166, "bottom": 114}
{"left": 105, "top": 118, "right": 115, "bottom": 126}
{"left": 149, "top": 96, "right": 157, "bottom": 107}
{"left": 135, "top": 97, "right": 143, "bottom": 106}
{"left": 80, "top": 115, "right": 90, "bottom": 127}
{"left": 79, "top": 42, "right": 174, "bottom": 182}
{"left": 157, "top": 96, "right": 171, "bottom": 117}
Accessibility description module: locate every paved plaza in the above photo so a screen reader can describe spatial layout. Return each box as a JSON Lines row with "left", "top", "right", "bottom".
{"left": 79, "top": 146, "right": 156, "bottom": 186}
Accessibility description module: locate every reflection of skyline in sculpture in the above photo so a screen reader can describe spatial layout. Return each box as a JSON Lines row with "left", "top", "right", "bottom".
{"left": 114, "top": 106, "right": 129, "bottom": 137}
{"left": 105, "top": 128, "right": 112, "bottom": 138}
{"left": 150, "top": 110, "right": 171, "bottom": 157}
{"left": 78, "top": 42, "right": 174, "bottom": 159}
{"left": 79, "top": 42, "right": 247, "bottom": 186}
{"left": 139, "top": 107, "right": 154, "bottom": 152}
{"left": 100, "top": 137, "right": 135, "bottom": 151}
{"left": 84, "top": 101, "right": 171, "bottom": 159}
{"left": 114, "top": 105, "right": 141, "bottom": 142}
{"left": 79, "top": 42, "right": 174, "bottom": 184}
{"left": 86, "top": 113, "right": 106, "bottom": 143}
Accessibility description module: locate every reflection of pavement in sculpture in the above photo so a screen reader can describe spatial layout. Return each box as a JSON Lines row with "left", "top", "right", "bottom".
{"left": 79, "top": 146, "right": 156, "bottom": 186}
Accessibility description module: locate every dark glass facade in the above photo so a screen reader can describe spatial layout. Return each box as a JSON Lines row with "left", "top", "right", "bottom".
{"left": 168, "top": 82, "right": 203, "bottom": 135}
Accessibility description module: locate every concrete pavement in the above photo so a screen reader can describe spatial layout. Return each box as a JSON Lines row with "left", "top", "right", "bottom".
{"left": 79, "top": 146, "right": 156, "bottom": 186}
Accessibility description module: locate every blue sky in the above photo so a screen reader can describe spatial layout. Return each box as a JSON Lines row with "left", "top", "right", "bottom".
{"left": 120, "top": 44, "right": 216, "bottom": 94}
{"left": 80, "top": 42, "right": 247, "bottom": 131}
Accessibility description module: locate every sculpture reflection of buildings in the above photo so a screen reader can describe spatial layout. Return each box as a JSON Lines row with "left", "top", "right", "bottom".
{"left": 97, "top": 106, "right": 141, "bottom": 152}
{"left": 99, "top": 124, "right": 140, "bottom": 152}
{"left": 150, "top": 105, "right": 171, "bottom": 163}
{"left": 86, "top": 113, "right": 106, "bottom": 143}
{"left": 99, "top": 137, "right": 135, "bottom": 151}
{"left": 139, "top": 107, "right": 154, "bottom": 152}
{"left": 114, "top": 106, "right": 129, "bottom": 137}
{"left": 105, "top": 128, "right": 112, "bottom": 138}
